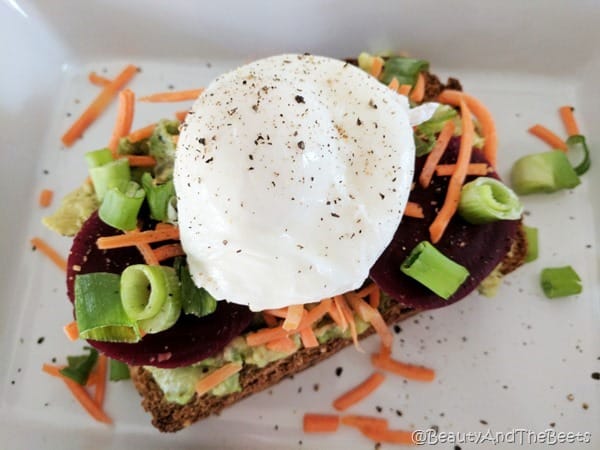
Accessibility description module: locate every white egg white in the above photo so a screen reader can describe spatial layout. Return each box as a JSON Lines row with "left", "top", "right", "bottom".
{"left": 174, "top": 54, "right": 426, "bottom": 311}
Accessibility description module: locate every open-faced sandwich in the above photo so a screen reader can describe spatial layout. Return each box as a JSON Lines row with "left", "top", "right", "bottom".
{"left": 44, "top": 53, "right": 527, "bottom": 434}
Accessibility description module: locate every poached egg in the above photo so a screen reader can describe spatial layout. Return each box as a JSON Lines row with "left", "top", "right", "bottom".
{"left": 174, "top": 54, "right": 435, "bottom": 311}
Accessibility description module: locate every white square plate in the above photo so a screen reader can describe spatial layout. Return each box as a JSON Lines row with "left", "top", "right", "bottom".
{"left": 1, "top": 1, "right": 598, "bottom": 449}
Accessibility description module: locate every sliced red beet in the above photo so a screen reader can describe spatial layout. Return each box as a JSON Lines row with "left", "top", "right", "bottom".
{"left": 370, "top": 138, "right": 519, "bottom": 309}
{"left": 66, "top": 212, "right": 254, "bottom": 368}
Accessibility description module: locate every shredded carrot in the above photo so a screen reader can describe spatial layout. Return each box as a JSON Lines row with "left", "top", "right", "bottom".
{"left": 333, "top": 372, "right": 386, "bottom": 411}
{"left": 327, "top": 301, "right": 345, "bottom": 328}
{"left": 410, "top": 72, "right": 425, "bottom": 103}
{"left": 429, "top": 99, "right": 474, "bottom": 244}
{"left": 134, "top": 241, "right": 159, "bottom": 265}
{"left": 438, "top": 89, "right": 497, "bottom": 167}
{"left": 398, "top": 84, "right": 412, "bottom": 96}
{"left": 379, "top": 343, "right": 392, "bottom": 359}
{"left": 303, "top": 413, "right": 340, "bottom": 433}
{"left": 195, "top": 362, "right": 242, "bottom": 397}
{"left": 108, "top": 89, "right": 135, "bottom": 155}
{"left": 127, "top": 123, "right": 156, "bottom": 143}
{"left": 356, "top": 283, "right": 380, "bottom": 309}
{"left": 435, "top": 162, "right": 489, "bottom": 177}
{"left": 94, "top": 355, "right": 108, "bottom": 407}
{"left": 341, "top": 415, "right": 389, "bottom": 433}
{"left": 297, "top": 299, "right": 332, "bottom": 331}
{"left": 263, "top": 312, "right": 279, "bottom": 328}
{"left": 96, "top": 227, "right": 179, "bottom": 250}
{"left": 346, "top": 293, "right": 393, "bottom": 349}
{"left": 332, "top": 296, "right": 348, "bottom": 332}
{"left": 371, "top": 353, "right": 435, "bottom": 382}
{"left": 528, "top": 124, "right": 568, "bottom": 152}
{"left": 246, "top": 326, "right": 287, "bottom": 347}
{"left": 559, "top": 106, "right": 580, "bottom": 136}
{"left": 62, "top": 64, "right": 138, "bottom": 147}
{"left": 360, "top": 427, "right": 415, "bottom": 445}
{"left": 369, "top": 57, "right": 384, "bottom": 79}
{"left": 153, "top": 243, "right": 185, "bottom": 262}
{"left": 155, "top": 222, "right": 174, "bottom": 231}
{"left": 63, "top": 321, "right": 79, "bottom": 341}
{"left": 418, "top": 120, "right": 456, "bottom": 188}
{"left": 175, "top": 110, "right": 189, "bottom": 122}
{"left": 282, "top": 304, "right": 305, "bottom": 331}
{"left": 334, "top": 295, "right": 361, "bottom": 351}
{"left": 42, "top": 363, "right": 64, "bottom": 378}
{"left": 387, "top": 77, "right": 399, "bottom": 92}
{"left": 266, "top": 335, "right": 297, "bottom": 353}
{"left": 88, "top": 72, "right": 111, "bottom": 87}
{"left": 30, "top": 237, "right": 67, "bottom": 272}
{"left": 263, "top": 307, "right": 288, "bottom": 319}
{"left": 138, "top": 88, "right": 204, "bottom": 102}
{"left": 300, "top": 326, "right": 319, "bottom": 348}
{"left": 38, "top": 189, "right": 54, "bottom": 208}
{"left": 120, "top": 155, "right": 157, "bottom": 167}
{"left": 404, "top": 202, "right": 424, "bottom": 219}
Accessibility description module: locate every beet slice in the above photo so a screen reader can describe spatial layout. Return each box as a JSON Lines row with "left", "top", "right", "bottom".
{"left": 66, "top": 212, "right": 254, "bottom": 368}
{"left": 370, "top": 138, "right": 519, "bottom": 309}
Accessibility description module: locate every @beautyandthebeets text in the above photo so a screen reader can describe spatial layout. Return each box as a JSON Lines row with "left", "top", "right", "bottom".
{"left": 412, "top": 428, "right": 592, "bottom": 446}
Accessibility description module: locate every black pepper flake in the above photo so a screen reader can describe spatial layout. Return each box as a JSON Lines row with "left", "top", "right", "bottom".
{"left": 582, "top": 402, "right": 589, "bottom": 410}
{"left": 37, "top": 337, "right": 45, "bottom": 344}
{"left": 393, "top": 325, "right": 402, "bottom": 334}
{"left": 375, "top": 406, "right": 383, "bottom": 413}
{"left": 198, "top": 137, "right": 206, "bottom": 145}
{"left": 356, "top": 118, "right": 362, "bottom": 126}
{"left": 295, "top": 95, "right": 305, "bottom": 103}
{"left": 331, "top": 213, "right": 340, "bottom": 218}
{"left": 592, "top": 372, "right": 600, "bottom": 380}
{"left": 44, "top": 402, "right": 49, "bottom": 407}
{"left": 11, "top": 380, "right": 15, "bottom": 385}
{"left": 43, "top": 169, "right": 49, "bottom": 175}
{"left": 313, "top": 383, "right": 319, "bottom": 392}
{"left": 479, "top": 419, "right": 488, "bottom": 425}
{"left": 274, "top": 424, "right": 279, "bottom": 431}
{"left": 454, "top": 446, "right": 462, "bottom": 450}
{"left": 205, "top": 157, "right": 214, "bottom": 164}
{"left": 335, "top": 367, "right": 343, "bottom": 377}
{"left": 368, "top": 99, "right": 378, "bottom": 109}
{"left": 297, "top": 141, "right": 305, "bottom": 150}
{"left": 396, "top": 409, "right": 403, "bottom": 416}
{"left": 379, "top": 193, "right": 385, "bottom": 200}
{"left": 549, "top": 422, "right": 556, "bottom": 428}
{"left": 297, "top": 386, "right": 302, "bottom": 393}
{"left": 51, "top": 357, "right": 56, "bottom": 363}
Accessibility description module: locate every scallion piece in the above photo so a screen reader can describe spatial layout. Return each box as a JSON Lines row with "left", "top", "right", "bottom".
{"left": 141, "top": 172, "right": 176, "bottom": 222}
{"left": 89, "top": 158, "right": 131, "bottom": 201}
{"left": 510, "top": 151, "right": 580, "bottom": 195}
{"left": 540, "top": 266, "right": 582, "bottom": 298}
{"left": 174, "top": 257, "right": 217, "bottom": 318}
{"left": 401, "top": 241, "right": 470, "bottom": 300}
{"left": 74, "top": 273, "right": 141, "bottom": 343}
{"left": 109, "top": 358, "right": 131, "bottom": 381}
{"left": 566, "top": 135, "right": 591, "bottom": 176}
{"left": 379, "top": 56, "right": 429, "bottom": 86}
{"left": 458, "top": 177, "right": 523, "bottom": 224}
{"left": 121, "top": 264, "right": 181, "bottom": 334}
{"left": 98, "top": 181, "right": 145, "bottom": 231}
{"left": 85, "top": 148, "right": 113, "bottom": 169}
{"left": 524, "top": 226, "right": 538, "bottom": 263}
{"left": 59, "top": 347, "right": 98, "bottom": 385}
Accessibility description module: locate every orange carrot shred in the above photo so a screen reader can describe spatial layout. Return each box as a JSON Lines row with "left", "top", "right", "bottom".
{"left": 371, "top": 353, "right": 435, "bottom": 382}
{"left": 263, "top": 307, "right": 288, "bottom": 319}
{"left": 369, "top": 57, "right": 384, "bottom": 79}
{"left": 63, "top": 321, "right": 79, "bottom": 341}
{"left": 341, "top": 415, "right": 389, "bottom": 433}
{"left": 138, "top": 89, "right": 204, "bottom": 102}
{"left": 429, "top": 99, "right": 474, "bottom": 244}
{"left": 88, "top": 72, "right": 111, "bottom": 87}
{"left": 388, "top": 77, "right": 400, "bottom": 92}
{"left": 62, "top": 64, "right": 138, "bottom": 147}
{"left": 404, "top": 202, "right": 424, "bottom": 219}
{"left": 175, "top": 110, "right": 189, "bottom": 122}
{"left": 327, "top": 301, "right": 345, "bottom": 328}
{"left": 96, "top": 227, "right": 179, "bottom": 250}
{"left": 42, "top": 363, "right": 64, "bottom": 378}
{"left": 38, "top": 189, "right": 54, "bottom": 208}
{"left": 120, "top": 155, "right": 157, "bottom": 167}
{"left": 300, "top": 326, "right": 319, "bottom": 348}
{"left": 136, "top": 242, "right": 160, "bottom": 265}
{"left": 356, "top": 283, "right": 381, "bottom": 309}
{"left": 559, "top": 106, "right": 580, "bottom": 136}
{"left": 418, "top": 120, "right": 456, "bottom": 188}
{"left": 528, "top": 124, "right": 568, "bottom": 152}
{"left": 266, "top": 335, "right": 297, "bottom": 353}
{"left": 435, "top": 162, "right": 489, "bottom": 177}
{"left": 31, "top": 237, "right": 67, "bottom": 272}
{"left": 438, "top": 89, "right": 497, "bottom": 167}
{"left": 127, "top": 123, "right": 156, "bottom": 143}
{"left": 398, "top": 84, "right": 412, "bottom": 96}
{"left": 360, "top": 427, "right": 416, "bottom": 445}
{"left": 246, "top": 326, "right": 287, "bottom": 347}
{"left": 303, "top": 413, "right": 340, "bottom": 433}
{"left": 155, "top": 222, "right": 174, "bottom": 231}
{"left": 153, "top": 243, "right": 185, "bottom": 262}
{"left": 333, "top": 372, "right": 386, "bottom": 411}
{"left": 282, "top": 304, "right": 304, "bottom": 331}
{"left": 94, "top": 355, "right": 108, "bottom": 407}
{"left": 335, "top": 295, "right": 361, "bottom": 351}
{"left": 410, "top": 72, "right": 425, "bottom": 103}
{"left": 346, "top": 293, "right": 393, "bottom": 349}
{"left": 332, "top": 296, "right": 348, "bottom": 332}
{"left": 108, "top": 88, "right": 135, "bottom": 155}
{"left": 195, "top": 362, "right": 242, "bottom": 397}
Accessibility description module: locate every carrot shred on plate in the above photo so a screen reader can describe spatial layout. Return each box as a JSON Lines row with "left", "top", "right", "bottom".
{"left": 195, "top": 362, "right": 242, "bottom": 397}
{"left": 429, "top": 99, "right": 474, "bottom": 244}
{"left": 371, "top": 353, "right": 435, "bottom": 382}
{"left": 303, "top": 413, "right": 340, "bottom": 433}
{"left": 398, "top": 84, "right": 412, "bottom": 96}
{"left": 265, "top": 335, "right": 297, "bottom": 353}
{"left": 63, "top": 321, "right": 79, "bottom": 341}
{"left": 120, "top": 155, "right": 157, "bottom": 167}
{"left": 38, "top": 189, "right": 54, "bottom": 208}
{"left": 370, "top": 57, "right": 384, "bottom": 79}
{"left": 282, "top": 304, "right": 305, "bottom": 331}
{"left": 93, "top": 355, "right": 108, "bottom": 407}
{"left": 333, "top": 372, "right": 386, "bottom": 411}
{"left": 559, "top": 106, "right": 580, "bottom": 136}
{"left": 438, "top": 89, "right": 497, "bottom": 167}
{"left": 388, "top": 77, "right": 400, "bottom": 92}
{"left": 138, "top": 89, "right": 204, "bottom": 102}
{"left": 175, "top": 110, "right": 189, "bottom": 122}
{"left": 96, "top": 227, "right": 179, "bottom": 250}
{"left": 528, "top": 124, "right": 568, "bottom": 152}
{"left": 404, "top": 202, "right": 425, "bottom": 219}
{"left": 153, "top": 243, "right": 185, "bottom": 262}
{"left": 410, "top": 72, "right": 425, "bottom": 103}
{"left": 435, "top": 162, "right": 489, "bottom": 177}
{"left": 30, "top": 237, "right": 67, "bottom": 272}
{"left": 88, "top": 72, "right": 111, "bottom": 87}
{"left": 62, "top": 64, "right": 138, "bottom": 147}
{"left": 108, "top": 89, "right": 135, "bottom": 155}
{"left": 418, "top": 120, "right": 456, "bottom": 188}
{"left": 127, "top": 123, "right": 156, "bottom": 143}
{"left": 341, "top": 415, "right": 389, "bottom": 433}
{"left": 360, "top": 427, "right": 416, "bottom": 445}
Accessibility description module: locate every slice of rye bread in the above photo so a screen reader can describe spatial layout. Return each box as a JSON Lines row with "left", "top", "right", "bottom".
{"left": 131, "top": 224, "right": 527, "bottom": 433}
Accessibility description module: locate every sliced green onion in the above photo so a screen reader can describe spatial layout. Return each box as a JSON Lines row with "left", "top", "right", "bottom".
{"left": 401, "top": 241, "right": 470, "bottom": 300}
{"left": 510, "top": 151, "right": 580, "bottom": 195}
{"left": 121, "top": 264, "right": 181, "bottom": 334}
{"left": 85, "top": 148, "right": 113, "bottom": 169}
{"left": 74, "top": 273, "right": 141, "bottom": 343}
{"left": 357, "top": 52, "right": 375, "bottom": 72}
{"left": 540, "top": 266, "right": 582, "bottom": 298}
{"left": 379, "top": 56, "right": 429, "bottom": 86}
{"left": 524, "top": 226, "right": 538, "bottom": 263}
{"left": 59, "top": 347, "right": 98, "bottom": 385}
{"left": 566, "top": 135, "right": 591, "bottom": 175}
{"left": 109, "top": 358, "right": 131, "bottom": 381}
{"left": 458, "top": 177, "right": 523, "bottom": 224}
{"left": 175, "top": 257, "right": 217, "bottom": 318}
{"left": 141, "top": 172, "right": 176, "bottom": 222}
{"left": 89, "top": 158, "right": 131, "bottom": 201}
{"left": 98, "top": 181, "right": 145, "bottom": 231}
